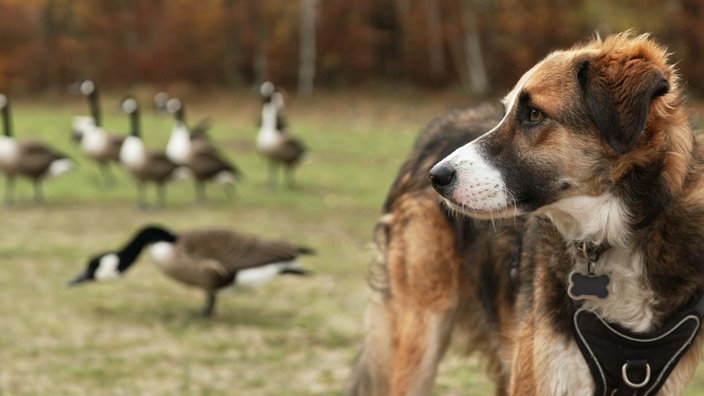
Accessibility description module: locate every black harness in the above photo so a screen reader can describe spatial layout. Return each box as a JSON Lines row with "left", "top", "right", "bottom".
{"left": 572, "top": 297, "right": 704, "bottom": 395}
{"left": 567, "top": 242, "right": 704, "bottom": 395}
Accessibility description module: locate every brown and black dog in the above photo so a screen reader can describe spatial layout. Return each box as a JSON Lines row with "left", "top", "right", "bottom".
{"left": 347, "top": 33, "right": 704, "bottom": 395}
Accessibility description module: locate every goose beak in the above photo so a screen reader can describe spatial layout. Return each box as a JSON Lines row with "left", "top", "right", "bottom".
{"left": 281, "top": 267, "right": 313, "bottom": 276}
{"left": 67, "top": 270, "right": 91, "bottom": 286}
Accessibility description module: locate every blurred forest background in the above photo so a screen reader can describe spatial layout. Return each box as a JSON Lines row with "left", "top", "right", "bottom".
{"left": 0, "top": 0, "right": 703, "bottom": 97}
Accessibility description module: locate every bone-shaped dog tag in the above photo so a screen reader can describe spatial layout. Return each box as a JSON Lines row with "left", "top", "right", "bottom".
{"left": 568, "top": 271, "right": 610, "bottom": 300}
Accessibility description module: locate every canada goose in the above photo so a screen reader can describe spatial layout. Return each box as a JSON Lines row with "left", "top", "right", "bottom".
{"left": 256, "top": 91, "right": 307, "bottom": 188}
{"left": 0, "top": 94, "right": 73, "bottom": 204}
{"left": 69, "top": 80, "right": 125, "bottom": 186}
{"left": 119, "top": 97, "right": 184, "bottom": 208}
{"left": 165, "top": 98, "right": 241, "bottom": 202}
{"left": 68, "top": 224, "right": 314, "bottom": 316}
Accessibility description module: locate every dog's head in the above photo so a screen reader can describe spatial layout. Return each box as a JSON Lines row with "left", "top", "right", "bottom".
{"left": 429, "top": 33, "right": 677, "bottom": 221}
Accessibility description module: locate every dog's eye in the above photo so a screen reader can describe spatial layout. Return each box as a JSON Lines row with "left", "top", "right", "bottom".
{"left": 528, "top": 108, "right": 544, "bottom": 124}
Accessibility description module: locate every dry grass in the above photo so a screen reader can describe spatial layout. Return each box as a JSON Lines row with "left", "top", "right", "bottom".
{"left": 0, "top": 86, "right": 703, "bottom": 395}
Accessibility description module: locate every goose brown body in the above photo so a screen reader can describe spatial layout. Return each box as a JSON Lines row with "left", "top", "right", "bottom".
{"left": 153, "top": 228, "right": 307, "bottom": 291}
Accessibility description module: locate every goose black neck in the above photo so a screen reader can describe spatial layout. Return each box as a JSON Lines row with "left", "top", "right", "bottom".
{"left": 116, "top": 226, "right": 178, "bottom": 271}
{"left": 174, "top": 106, "right": 185, "bottom": 123}
{"left": 2, "top": 102, "right": 12, "bottom": 137}
{"left": 88, "top": 89, "right": 102, "bottom": 127}
{"left": 129, "top": 107, "right": 141, "bottom": 137}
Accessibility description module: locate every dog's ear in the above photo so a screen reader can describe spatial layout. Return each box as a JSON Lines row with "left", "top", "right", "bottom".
{"left": 578, "top": 58, "right": 669, "bottom": 154}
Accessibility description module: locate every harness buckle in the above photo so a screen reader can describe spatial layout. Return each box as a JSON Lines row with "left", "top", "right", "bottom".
{"left": 621, "top": 360, "right": 651, "bottom": 389}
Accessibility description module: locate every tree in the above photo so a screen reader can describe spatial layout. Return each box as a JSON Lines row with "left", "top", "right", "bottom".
{"left": 450, "top": 0, "right": 489, "bottom": 96}
{"left": 298, "top": 0, "right": 316, "bottom": 97}
{"left": 423, "top": 0, "right": 445, "bottom": 82}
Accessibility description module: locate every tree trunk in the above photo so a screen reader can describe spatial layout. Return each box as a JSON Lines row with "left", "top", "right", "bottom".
{"left": 453, "top": 0, "right": 489, "bottom": 96}
{"left": 118, "top": 0, "right": 140, "bottom": 84}
{"left": 222, "top": 0, "right": 243, "bottom": 87}
{"left": 251, "top": 1, "right": 269, "bottom": 86}
{"left": 298, "top": 0, "right": 317, "bottom": 97}
{"left": 423, "top": 0, "right": 445, "bottom": 82}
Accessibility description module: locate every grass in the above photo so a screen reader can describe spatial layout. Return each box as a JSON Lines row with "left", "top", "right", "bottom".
{"left": 0, "top": 86, "right": 703, "bottom": 395}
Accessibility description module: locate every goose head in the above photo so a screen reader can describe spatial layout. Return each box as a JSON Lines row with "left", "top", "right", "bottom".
{"left": 260, "top": 81, "right": 275, "bottom": 102}
{"left": 68, "top": 225, "right": 177, "bottom": 286}
{"left": 80, "top": 80, "right": 96, "bottom": 96}
{"left": 154, "top": 92, "right": 170, "bottom": 114}
{"left": 166, "top": 98, "right": 185, "bottom": 123}
{"left": 66, "top": 80, "right": 95, "bottom": 96}
{"left": 121, "top": 96, "right": 139, "bottom": 116}
{"left": 68, "top": 252, "right": 126, "bottom": 285}
{"left": 271, "top": 92, "right": 285, "bottom": 111}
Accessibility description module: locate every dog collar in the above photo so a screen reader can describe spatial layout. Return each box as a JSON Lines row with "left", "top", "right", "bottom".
{"left": 576, "top": 241, "right": 612, "bottom": 267}
{"left": 572, "top": 293, "right": 704, "bottom": 396}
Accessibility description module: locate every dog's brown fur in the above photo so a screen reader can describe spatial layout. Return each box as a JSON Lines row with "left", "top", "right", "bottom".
{"left": 347, "top": 104, "right": 521, "bottom": 396}
{"left": 347, "top": 33, "right": 704, "bottom": 395}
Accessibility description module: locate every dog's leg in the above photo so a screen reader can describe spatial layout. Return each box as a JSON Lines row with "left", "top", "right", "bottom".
{"left": 346, "top": 286, "right": 394, "bottom": 396}
{"left": 390, "top": 300, "right": 457, "bottom": 396}
{"left": 388, "top": 193, "right": 462, "bottom": 396}
{"left": 508, "top": 319, "right": 537, "bottom": 396}
{"left": 346, "top": 214, "right": 396, "bottom": 396}
{"left": 347, "top": 192, "right": 461, "bottom": 396}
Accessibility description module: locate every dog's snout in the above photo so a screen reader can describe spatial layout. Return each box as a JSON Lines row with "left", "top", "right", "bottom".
{"left": 429, "top": 163, "right": 456, "bottom": 194}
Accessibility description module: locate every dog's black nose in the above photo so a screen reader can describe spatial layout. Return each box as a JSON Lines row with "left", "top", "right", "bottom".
{"left": 429, "top": 163, "right": 456, "bottom": 194}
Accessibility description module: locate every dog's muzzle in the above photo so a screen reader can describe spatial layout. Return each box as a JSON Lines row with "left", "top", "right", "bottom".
{"left": 428, "top": 163, "right": 456, "bottom": 197}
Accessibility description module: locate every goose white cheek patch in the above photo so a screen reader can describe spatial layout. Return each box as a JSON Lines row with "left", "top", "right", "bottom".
{"left": 95, "top": 254, "right": 121, "bottom": 281}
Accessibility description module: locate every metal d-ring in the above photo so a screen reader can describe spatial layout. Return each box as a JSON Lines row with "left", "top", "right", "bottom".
{"left": 621, "top": 361, "right": 651, "bottom": 389}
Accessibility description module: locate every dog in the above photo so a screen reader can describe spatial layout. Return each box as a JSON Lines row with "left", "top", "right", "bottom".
{"left": 347, "top": 32, "right": 704, "bottom": 396}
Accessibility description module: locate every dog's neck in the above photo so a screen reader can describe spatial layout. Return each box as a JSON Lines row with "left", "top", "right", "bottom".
{"left": 540, "top": 193, "right": 662, "bottom": 332}
{"left": 540, "top": 193, "right": 631, "bottom": 249}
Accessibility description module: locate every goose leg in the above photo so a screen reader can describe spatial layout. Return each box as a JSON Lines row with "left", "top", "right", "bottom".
{"left": 4, "top": 174, "right": 15, "bottom": 206}
{"left": 201, "top": 292, "right": 217, "bottom": 317}
{"left": 267, "top": 160, "right": 278, "bottom": 188}
{"left": 157, "top": 183, "right": 166, "bottom": 208}
{"left": 285, "top": 165, "right": 296, "bottom": 188}
{"left": 100, "top": 162, "right": 117, "bottom": 188}
{"left": 33, "top": 179, "right": 44, "bottom": 203}
{"left": 137, "top": 181, "right": 147, "bottom": 209}
{"left": 195, "top": 180, "right": 206, "bottom": 204}
{"left": 222, "top": 183, "right": 234, "bottom": 201}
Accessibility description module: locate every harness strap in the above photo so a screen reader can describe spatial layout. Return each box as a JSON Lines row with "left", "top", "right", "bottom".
{"left": 572, "top": 295, "right": 704, "bottom": 396}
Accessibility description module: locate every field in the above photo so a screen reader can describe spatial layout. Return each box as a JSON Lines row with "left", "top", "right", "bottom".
{"left": 0, "top": 87, "right": 703, "bottom": 395}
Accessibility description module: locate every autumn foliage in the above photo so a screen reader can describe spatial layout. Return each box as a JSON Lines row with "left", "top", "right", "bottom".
{"left": 0, "top": 0, "right": 702, "bottom": 96}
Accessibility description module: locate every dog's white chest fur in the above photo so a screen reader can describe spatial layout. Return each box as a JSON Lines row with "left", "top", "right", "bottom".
{"left": 542, "top": 194, "right": 656, "bottom": 333}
